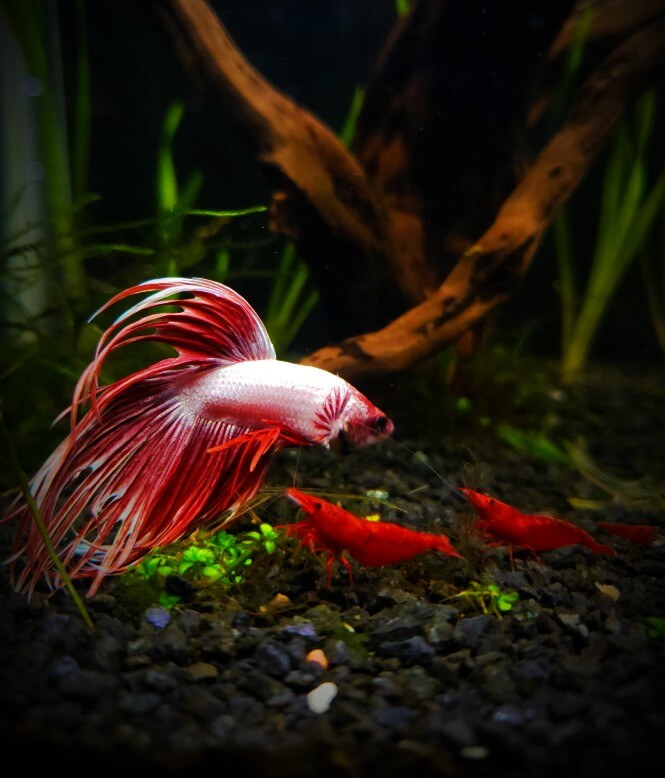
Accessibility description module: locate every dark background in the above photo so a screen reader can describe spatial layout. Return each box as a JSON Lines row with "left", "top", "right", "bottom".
{"left": 56, "top": 0, "right": 664, "bottom": 363}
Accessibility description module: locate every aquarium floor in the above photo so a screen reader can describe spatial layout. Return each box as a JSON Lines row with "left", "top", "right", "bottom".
{"left": 1, "top": 361, "right": 664, "bottom": 778}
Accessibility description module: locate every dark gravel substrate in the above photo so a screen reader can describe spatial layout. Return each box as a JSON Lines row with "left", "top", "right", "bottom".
{"left": 2, "top": 361, "right": 664, "bottom": 778}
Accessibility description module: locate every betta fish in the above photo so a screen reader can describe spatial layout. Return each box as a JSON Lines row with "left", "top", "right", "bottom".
{"left": 4, "top": 278, "right": 393, "bottom": 596}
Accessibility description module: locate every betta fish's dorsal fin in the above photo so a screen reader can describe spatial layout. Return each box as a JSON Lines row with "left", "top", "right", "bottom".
{"left": 72, "top": 278, "right": 276, "bottom": 427}
{"left": 91, "top": 276, "right": 275, "bottom": 364}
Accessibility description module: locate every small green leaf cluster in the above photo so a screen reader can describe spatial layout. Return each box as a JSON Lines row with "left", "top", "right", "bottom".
{"left": 134, "top": 523, "right": 281, "bottom": 605}
{"left": 453, "top": 580, "right": 519, "bottom": 618}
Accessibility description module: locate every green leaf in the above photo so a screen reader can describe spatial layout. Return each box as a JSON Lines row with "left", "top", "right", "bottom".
{"left": 395, "top": 0, "right": 411, "bottom": 20}
{"left": 157, "top": 102, "right": 185, "bottom": 215}
{"left": 497, "top": 424, "right": 570, "bottom": 465}
{"left": 339, "top": 86, "right": 365, "bottom": 148}
{"left": 647, "top": 616, "right": 665, "bottom": 639}
{"left": 159, "top": 592, "right": 181, "bottom": 608}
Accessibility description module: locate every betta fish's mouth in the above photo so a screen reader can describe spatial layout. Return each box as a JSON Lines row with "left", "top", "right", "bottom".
{"left": 335, "top": 413, "right": 394, "bottom": 452}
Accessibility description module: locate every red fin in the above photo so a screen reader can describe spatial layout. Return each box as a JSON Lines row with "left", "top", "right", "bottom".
{"left": 5, "top": 379, "right": 299, "bottom": 596}
{"left": 5, "top": 372, "right": 284, "bottom": 595}
{"left": 208, "top": 427, "right": 309, "bottom": 471}
{"left": 71, "top": 278, "right": 275, "bottom": 429}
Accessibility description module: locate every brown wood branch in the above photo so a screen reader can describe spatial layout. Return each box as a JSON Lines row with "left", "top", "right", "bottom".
{"left": 353, "top": 0, "right": 576, "bottom": 303}
{"left": 549, "top": 0, "right": 665, "bottom": 58}
{"left": 303, "top": 17, "right": 665, "bottom": 380}
{"left": 156, "top": 0, "right": 390, "bottom": 258}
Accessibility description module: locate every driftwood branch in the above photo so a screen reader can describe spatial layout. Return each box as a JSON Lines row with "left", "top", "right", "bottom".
{"left": 303, "top": 17, "right": 665, "bottom": 380}
{"left": 156, "top": 0, "right": 402, "bottom": 335}
{"left": 353, "top": 1, "right": 576, "bottom": 302}
{"left": 549, "top": 0, "right": 665, "bottom": 58}
{"left": 157, "top": 0, "right": 386, "bottom": 254}
{"left": 155, "top": 1, "right": 664, "bottom": 380}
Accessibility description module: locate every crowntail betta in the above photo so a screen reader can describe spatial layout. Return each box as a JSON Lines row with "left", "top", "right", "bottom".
{"left": 4, "top": 278, "right": 393, "bottom": 596}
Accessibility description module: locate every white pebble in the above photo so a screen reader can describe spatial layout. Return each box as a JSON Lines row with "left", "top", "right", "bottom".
{"left": 306, "top": 681, "right": 338, "bottom": 714}
{"left": 595, "top": 581, "right": 620, "bottom": 600}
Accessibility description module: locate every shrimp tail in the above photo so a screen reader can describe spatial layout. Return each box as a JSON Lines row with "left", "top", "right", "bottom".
{"left": 579, "top": 535, "right": 617, "bottom": 556}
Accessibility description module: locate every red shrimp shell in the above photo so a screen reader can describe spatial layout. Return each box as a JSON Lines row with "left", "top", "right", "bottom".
{"left": 599, "top": 521, "right": 657, "bottom": 546}
{"left": 461, "top": 488, "right": 615, "bottom": 555}
{"left": 284, "top": 488, "right": 460, "bottom": 577}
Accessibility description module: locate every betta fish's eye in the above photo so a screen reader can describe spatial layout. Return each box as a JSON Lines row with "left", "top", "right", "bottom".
{"left": 371, "top": 415, "right": 388, "bottom": 433}
{"left": 314, "top": 501, "right": 322, "bottom": 510}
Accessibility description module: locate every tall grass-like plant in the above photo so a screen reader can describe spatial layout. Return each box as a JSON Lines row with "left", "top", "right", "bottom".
{"left": 155, "top": 101, "right": 204, "bottom": 274}
{"left": 549, "top": 9, "right": 664, "bottom": 382}
{"left": 263, "top": 242, "right": 319, "bottom": 355}
{"left": 3, "top": 0, "right": 86, "bottom": 299}
{"left": 558, "top": 89, "right": 665, "bottom": 383}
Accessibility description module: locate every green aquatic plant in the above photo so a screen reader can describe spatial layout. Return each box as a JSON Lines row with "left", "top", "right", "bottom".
{"left": 556, "top": 88, "right": 665, "bottom": 384}
{"left": 451, "top": 580, "right": 518, "bottom": 618}
{"left": 263, "top": 241, "right": 319, "bottom": 356}
{"left": 133, "top": 522, "right": 281, "bottom": 606}
{"left": 547, "top": 8, "right": 665, "bottom": 382}
{"left": 496, "top": 424, "right": 570, "bottom": 466}
{"left": 3, "top": 0, "right": 86, "bottom": 298}
{"left": 154, "top": 101, "right": 203, "bottom": 273}
{"left": 395, "top": 0, "right": 411, "bottom": 19}
{"left": 0, "top": 402, "right": 94, "bottom": 631}
{"left": 646, "top": 617, "right": 665, "bottom": 640}
{"left": 339, "top": 86, "right": 365, "bottom": 149}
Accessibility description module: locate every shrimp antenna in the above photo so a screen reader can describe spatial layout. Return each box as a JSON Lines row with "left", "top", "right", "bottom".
{"left": 374, "top": 429, "right": 467, "bottom": 502}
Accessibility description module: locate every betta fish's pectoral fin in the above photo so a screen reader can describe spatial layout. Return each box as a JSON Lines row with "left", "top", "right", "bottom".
{"left": 208, "top": 426, "right": 310, "bottom": 472}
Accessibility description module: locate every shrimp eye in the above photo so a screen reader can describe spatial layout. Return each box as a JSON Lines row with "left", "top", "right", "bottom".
{"left": 371, "top": 415, "right": 388, "bottom": 433}
{"left": 314, "top": 501, "right": 322, "bottom": 510}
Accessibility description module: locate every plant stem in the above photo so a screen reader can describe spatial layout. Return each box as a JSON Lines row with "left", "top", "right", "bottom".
{"left": 0, "top": 402, "right": 94, "bottom": 631}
